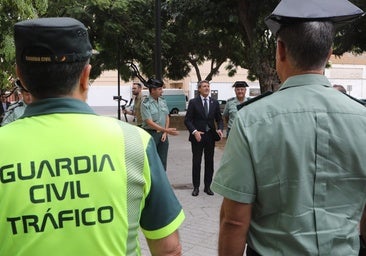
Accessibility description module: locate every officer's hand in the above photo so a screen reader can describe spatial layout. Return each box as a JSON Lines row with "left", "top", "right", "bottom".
{"left": 165, "top": 128, "right": 179, "bottom": 136}
{"left": 161, "top": 133, "right": 167, "bottom": 142}
{"left": 216, "top": 130, "right": 223, "bottom": 140}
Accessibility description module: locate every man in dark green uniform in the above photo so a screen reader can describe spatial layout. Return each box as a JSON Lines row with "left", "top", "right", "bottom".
{"left": 212, "top": 0, "right": 366, "bottom": 255}
{"left": 141, "top": 79, "right": 179, "bottom": 171}
{"left": 222, "top": 81, "right": 248, "bottom": 138}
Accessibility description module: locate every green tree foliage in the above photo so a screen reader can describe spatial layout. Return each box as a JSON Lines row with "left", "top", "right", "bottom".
{"left": 46, "top": 0, "right": 158, "bottom": 81}
{"left": 46, "top": 0, "right": 248, "bottom": 83}
{"left": 164, "top": 0, "right": 245, "bottom": 82}
{"left": 333, "top": 0, "right": 366, "bottom": 55}
{"left": 45, "top": 0, "right": 366, "bottom": 92}
{"left": 234, "top": 0, "right": 280, "bottom": 92}
{"left": 2, "top": 0, "right": 365, "bottom": 93}
{"left": 0, "top": 0, "right": 47, "bottom": 92}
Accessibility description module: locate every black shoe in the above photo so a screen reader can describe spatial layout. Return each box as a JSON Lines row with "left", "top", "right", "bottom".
{"left": 204, "top": 187, "right": 214, "bottom": 196}
{"left": 192, "top": 188, "right": 199, "bottom": 196}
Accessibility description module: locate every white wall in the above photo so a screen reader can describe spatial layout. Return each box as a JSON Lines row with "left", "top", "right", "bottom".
{"left": 87, "top": 85, "right": 132, "bottom": 106}
{"left": 326, "top": 64, "right": 366, "bottom": 99}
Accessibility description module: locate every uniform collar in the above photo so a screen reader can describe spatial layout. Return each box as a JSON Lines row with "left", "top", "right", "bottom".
{"left": 279, "top": 74, "right": 332, "bottom": 91}
{"left": 22, "top": 97, "right": 96, "bottom": 118}
{"left": 148, "top": 95, "right": 159, "bottom": 102}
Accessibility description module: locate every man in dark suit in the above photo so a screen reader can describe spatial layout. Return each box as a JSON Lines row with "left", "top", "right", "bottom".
{"left": 184, "top": 80, "right": 224, "bottom": 196}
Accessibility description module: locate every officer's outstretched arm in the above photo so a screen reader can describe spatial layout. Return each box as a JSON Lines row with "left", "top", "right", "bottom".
{"left": 146, "top": 230, "right": 182, "bottom": 256}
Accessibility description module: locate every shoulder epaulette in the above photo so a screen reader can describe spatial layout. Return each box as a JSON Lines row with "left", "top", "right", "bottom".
{"left": 142, "top": 97, "right": 149, "bottom": 103}
{"left": 237, "top": 91, "right": 273, "bottom": 111}
{"left": 227, "top": 97, "right": 235, "bottom": 102}
{"left": 344, "top": 93, "right": 366, "bottom": 106}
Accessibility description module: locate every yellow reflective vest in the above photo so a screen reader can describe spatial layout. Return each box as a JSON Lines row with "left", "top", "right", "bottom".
{"left": 0, "top": 98, "right": 184, "bottom": 256}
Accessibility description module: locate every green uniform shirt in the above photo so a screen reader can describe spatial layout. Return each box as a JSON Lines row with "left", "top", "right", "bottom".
{"left": 212, "top": 74, "right": 366, "bottom": 255}
{"left": 1, "top": 100, "right": 27, "bottom": 126}
{"left": 0, "top": 98, "right": 184, "bottom": 256}
{"left": 141, "top": 95, "right": 169, "bottom": 129}
{"left": 222, "top": 97, "right": 246, "bottom": 129}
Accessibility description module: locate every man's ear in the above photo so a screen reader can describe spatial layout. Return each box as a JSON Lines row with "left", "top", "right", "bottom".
{"left": 80, "top": 64, "right": 91, "bottom": 91}
{"left": 15, "top": 65, "right": 29, "bottom": 91}
{"left": 326, "top": 48, "right": 333, "bottom": 62}
{"left": 277, "top": 39, "right": 286, "bottom": 61}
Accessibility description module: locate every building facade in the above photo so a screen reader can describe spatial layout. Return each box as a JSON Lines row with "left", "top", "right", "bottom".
{"left": 89, "top": 53, "right": 366, "bottom": 107}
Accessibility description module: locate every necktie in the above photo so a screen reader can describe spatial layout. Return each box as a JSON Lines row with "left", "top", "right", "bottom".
{"left": 204, "top": 98, "right": 208, "bottom": 117}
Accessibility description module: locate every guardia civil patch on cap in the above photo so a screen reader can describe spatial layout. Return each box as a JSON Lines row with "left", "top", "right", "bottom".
{"left": 14, "top": 17, "right": 93, "bottom": 63}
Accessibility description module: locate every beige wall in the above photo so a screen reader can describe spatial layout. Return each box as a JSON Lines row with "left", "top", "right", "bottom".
{"left": 90, "top": 53, "right": 366, "bottom": 105}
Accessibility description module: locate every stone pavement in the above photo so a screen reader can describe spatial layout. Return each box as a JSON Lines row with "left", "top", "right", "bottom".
{"left": 139, "top": 129, "right": 224, "bottom": 256}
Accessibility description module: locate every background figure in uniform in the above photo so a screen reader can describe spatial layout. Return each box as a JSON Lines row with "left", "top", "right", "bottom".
{"left": 123, "top": 82, "right": 143, "bottom": 126}
{"left": 0, "top": 94, "right": 11, "bottom": 122}
{"left": 141, "top": 78, "right": 179, "bottom": 171}
{"left": 211, "top": 0, "right": 366, "bottom": 255}
{"left": 222, "top": 81, "right": 248, "bottom": 138}
{"left": 184, "top": 80, "right": 223, "bottom": 197}
{"left": 333, "top": 84, "right": 347, "bottom": 93}
{"left": 1, "top": 79, "right": 33, "bottom": 126}
{"left": 0, "top": 17, "right": 184, "bottom": 256}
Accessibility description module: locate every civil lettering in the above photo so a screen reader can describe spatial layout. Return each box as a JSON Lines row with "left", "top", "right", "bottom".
{"left": 30, "top": 180, "right": 89, "bottom": 204}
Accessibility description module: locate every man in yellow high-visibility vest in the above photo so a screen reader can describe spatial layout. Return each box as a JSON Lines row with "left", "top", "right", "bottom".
{"left": 0, "top": 17, "right": 184, "bottom": 256}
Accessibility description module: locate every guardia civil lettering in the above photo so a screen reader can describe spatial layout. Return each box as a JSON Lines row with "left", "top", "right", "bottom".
{"left": 0, "top": 154, "right": 115, "bottom": 184}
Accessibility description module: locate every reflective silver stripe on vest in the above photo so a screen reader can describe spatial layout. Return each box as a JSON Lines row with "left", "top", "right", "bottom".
{"left": 123, "top": 124, "right": 145, "bottom": 255}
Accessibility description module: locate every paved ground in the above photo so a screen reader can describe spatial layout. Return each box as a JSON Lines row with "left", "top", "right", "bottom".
{"left": 139, "top": 129, "right": 224, "bottom": 256}
{"left": 91, "top": 107, "right": 231, "bottom": 255}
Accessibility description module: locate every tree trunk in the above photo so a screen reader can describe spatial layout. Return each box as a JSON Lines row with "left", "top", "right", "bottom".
{"left": 257, "top": 59, "right": 281, "bottom": 93}
{"left": 236, "top": 0, "right": 281, "bottom": 94}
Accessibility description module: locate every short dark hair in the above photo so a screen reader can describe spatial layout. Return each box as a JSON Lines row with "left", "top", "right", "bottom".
{"left": 197, "top": 80, "right": 210, "bottom": 89}
{"left": 278, "top": 21, "right": 335, "bottom": 71}
{"left": 17, "top": 60, "right": 89, "bottom": 99}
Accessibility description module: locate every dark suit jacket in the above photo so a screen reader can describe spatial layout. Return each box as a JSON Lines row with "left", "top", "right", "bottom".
{"left": 184, "top": 96, "right": 224, "bottom": 141}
